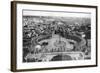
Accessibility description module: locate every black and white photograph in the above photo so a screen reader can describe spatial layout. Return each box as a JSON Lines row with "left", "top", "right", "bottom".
{"left": 11, "top": 1, "right": 97, "bottom": 71}
{"left": 23, "top": 11, "right": 91, "bottom": 63}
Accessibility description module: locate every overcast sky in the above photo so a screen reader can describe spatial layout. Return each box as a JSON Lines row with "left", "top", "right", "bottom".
{"left": 23, "top": 10, "right": 91, "bottom": 18}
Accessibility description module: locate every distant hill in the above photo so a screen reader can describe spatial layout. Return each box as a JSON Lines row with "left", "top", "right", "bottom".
{"left": 23, "top": 16, "right": 91, "bottom": 26}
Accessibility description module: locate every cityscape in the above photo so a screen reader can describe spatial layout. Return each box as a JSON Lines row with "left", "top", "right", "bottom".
{"left": 23, "top": 15, "right": 91, "bottom": 62}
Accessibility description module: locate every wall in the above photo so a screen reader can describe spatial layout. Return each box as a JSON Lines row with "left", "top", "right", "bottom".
{"left": 0, "top": 0, "right": 99, "bottom": 73}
